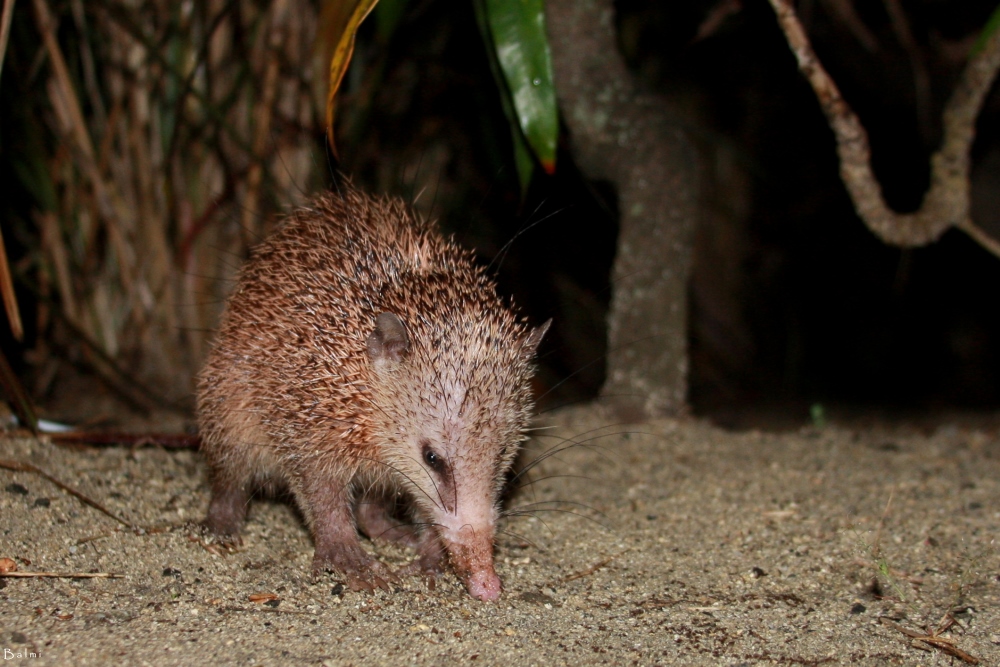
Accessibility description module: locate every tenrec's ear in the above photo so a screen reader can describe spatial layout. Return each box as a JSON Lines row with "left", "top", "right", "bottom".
{"left": 521, "top": 318, "right": 552, "bottom": 359}
{"left": 367, "top": 312, "right": 411, "bottom": 365}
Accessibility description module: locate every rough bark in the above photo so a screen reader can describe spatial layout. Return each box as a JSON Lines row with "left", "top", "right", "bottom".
{"left": 544, "top": 0, "right": 699, "bottom": 418}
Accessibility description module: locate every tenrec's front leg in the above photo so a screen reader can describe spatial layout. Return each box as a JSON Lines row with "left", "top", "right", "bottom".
{"left": 203, "top": 477, "right": 251, "bottom": 545}
{"left": 354, "top": 495, "right": 447, "bottom": 578}
{"left": 297, "top": 475, "right": 399, "bottom": 592}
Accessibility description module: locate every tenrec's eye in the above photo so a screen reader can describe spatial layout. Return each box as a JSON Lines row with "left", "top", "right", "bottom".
{"left": 421, "top": 442, "right": 446, "bottom": 473}
{"left": 424, "top": 449, "right": 441, "bottom": 470}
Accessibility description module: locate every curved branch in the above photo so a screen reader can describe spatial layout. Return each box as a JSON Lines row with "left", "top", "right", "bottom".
{"left": 767, "top": 0, "right": 1000, "bottom": 257}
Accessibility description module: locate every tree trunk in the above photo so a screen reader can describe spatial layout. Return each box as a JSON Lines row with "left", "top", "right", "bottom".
{"left": 544, "top": 0, "right": 700, "bottom": 418}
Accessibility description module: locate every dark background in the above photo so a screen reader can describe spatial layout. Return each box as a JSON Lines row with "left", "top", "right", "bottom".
{"left": 338, "top": 0, "right": 1000, "bottom": 422}
{"left": 3, "top": 0, "right": 1000, "bottom": 426}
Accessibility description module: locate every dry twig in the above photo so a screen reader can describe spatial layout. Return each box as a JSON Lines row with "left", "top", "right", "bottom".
{"left": 880, "top": 0, "right": 932, "bottom": 139}
{"left": 879, "top": 617, "right": 981, "bottom": 664}
{"left": 692, "top": 0, "right": 742, "bottom": 44}
{"left": 50, "top": 431, "right": 200, "bottom": 449}
{"left": 0, "top": 458, "right": 134, "bottom": 528}
{"left": 819, "top": 0, "right": 878, "bottom": 53}
{"left": 767, "top": 0, "right": 1000, "bottom": 258}
{"left": 555, "top": 550, "right": 626, "bottom": 584}
{"left": 0, "top": 571, "right": 123, "bottom": 579}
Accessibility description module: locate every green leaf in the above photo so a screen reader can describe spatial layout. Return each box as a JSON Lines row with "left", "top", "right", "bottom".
{"left": 511, "top": 121, "right": 536, "bottom": 194}
{"left": 973, "top": 3, "right": 1000, "bottom": 56}
{"left": 482, "top": 0, "right": 558, "bottom": 176}
{"left": 375, "top": 0, "right": 408, "bottom": 44}
{"left": 10, "top": 119, "right": 57, "bottom": 212}
{"left": 473, "top": 0, "right": 535, "bottom": 192}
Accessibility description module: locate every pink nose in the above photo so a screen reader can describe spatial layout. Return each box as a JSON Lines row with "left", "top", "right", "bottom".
{"left": 466, "top": 568, "right": 502, "bottom": 602}
{"left": 442, "top": 523, "right": 502, "bottom": 601}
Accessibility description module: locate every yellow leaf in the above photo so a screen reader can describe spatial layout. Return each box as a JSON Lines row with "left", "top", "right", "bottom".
{"left": 319, "top": 0, "right": 381, "bottom": 155}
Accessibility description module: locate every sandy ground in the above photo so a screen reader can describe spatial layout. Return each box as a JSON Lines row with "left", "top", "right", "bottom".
{"left": 1, "top": 404, "right": 998, "bottom": 666}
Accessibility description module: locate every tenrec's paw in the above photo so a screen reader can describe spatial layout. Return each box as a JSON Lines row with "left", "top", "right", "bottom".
{"left": 311, "top": 546, "right": 400, "bottom": 593}
{"left": 198, "top": 520, "right": 243, "bottom": 549}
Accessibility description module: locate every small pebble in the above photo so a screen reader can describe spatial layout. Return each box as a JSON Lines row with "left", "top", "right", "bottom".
{"left": 5, "top": 483, "right": 28, "bottom": 496}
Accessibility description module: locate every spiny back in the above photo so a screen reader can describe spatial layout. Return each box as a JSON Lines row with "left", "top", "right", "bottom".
{"left": 198, "top": 188, "right": 529, "bottom": 470}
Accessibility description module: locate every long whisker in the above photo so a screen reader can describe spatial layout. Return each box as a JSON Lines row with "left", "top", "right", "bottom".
{"left": 495, "top": 528, "right": 541, "bottom": 551}
{"left": 520, "top": 422, "right": 671, "bottom": 469}
{"left": 407, "top": 520, "right": 446, "bottom": 532}
{"left": 509, "top": 444, "right": 606, "bottom": 489}
{"left": 536, "top": 392, "right": 648, "bottom": 415}
{"left": 510, "top": 429, "right": 626, "bottom": 487}
{"left": 487, "top": 204, "right": 567, "bottom": 274}
{"left": 508, "top": 472, "right": 596, "bottom": 490}
{"left": 535, "top": 333, "right": 670, "bottom": 403}
{"left": 342, "top": 453, "right": 442, "bottom": 510}
{"left": 503, "top": 506, "right": 612, "bottom": 532}
{"left": 504, "top": 499, "right": 609, "bottom": 522}
{"left": 400, "top": 453, "right": 447, "bottom": 512}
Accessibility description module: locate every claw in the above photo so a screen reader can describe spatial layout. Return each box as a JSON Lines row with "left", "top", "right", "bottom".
{"left": 311, "top": 546, "right": 398, "bottom": 594}
{"left": 199, "top": 521, "right": 243, "bottom": 550}
{"left": 347, "top": 577, "right": 374, "bottom": 593}
{"left": 200, "top": 519, "right": 238, "bottom": 542}
{"left": 394, "top": 556, "right": 443, "bottom": 593}
{"left": 397, "top": 558, "right": 443, "bottom": 578}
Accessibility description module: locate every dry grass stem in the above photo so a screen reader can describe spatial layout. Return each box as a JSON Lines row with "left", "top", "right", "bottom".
{"left": 0, "top": 0, "right": 16, "bottom": 84}
{"left": 18, "top": 0, "right": 323, "bottom": 406}
{"left": 0, "top": 225, "right": 23, "bottom": 340}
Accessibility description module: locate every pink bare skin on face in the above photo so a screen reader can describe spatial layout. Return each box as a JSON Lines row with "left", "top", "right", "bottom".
{"left": 197, "top": 187, "right": 549, "bottom": 601}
